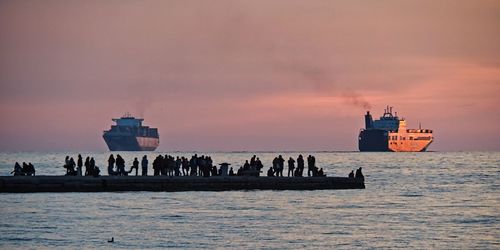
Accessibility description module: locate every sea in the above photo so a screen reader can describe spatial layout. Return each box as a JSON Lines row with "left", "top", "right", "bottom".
{"left": 0, "top": 151, "right": 498, "bottom": 249}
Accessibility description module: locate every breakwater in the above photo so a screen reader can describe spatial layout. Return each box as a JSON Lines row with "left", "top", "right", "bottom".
{"left": 0, "top": 176, "right": 364, "bottom": 193}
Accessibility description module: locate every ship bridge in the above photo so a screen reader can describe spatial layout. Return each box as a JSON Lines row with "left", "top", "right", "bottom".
{"left": 371, "top": 106, "right": 401, "bottom": 131}
{"left": 112, "top": 113, "right": 143, "bottom": 127}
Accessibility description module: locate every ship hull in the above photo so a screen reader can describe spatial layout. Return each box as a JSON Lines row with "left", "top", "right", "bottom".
{"left": 103, "top": 134, "right": 159, "bottom": 151}
{"left": 359, "top": 130, "right": 432, "bottom": 152}
{"left": 358, "top": 130, "right": 389, "bottom": 151}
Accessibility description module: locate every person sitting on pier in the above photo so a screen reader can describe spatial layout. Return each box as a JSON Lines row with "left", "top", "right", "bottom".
{"left": 92, "top": 165, "right": 100, "bottom": 177}
{"left": 317, "top": 168, "right": 325, "bottom": 177}
{"left": 348, "top": 170, "right": 354, "bottom": 179}
{"left": 355, "top": 167, "right": 364, "bottom": 181}
{"left": 287, "top": 157, "right": 295, "bottom": 177}
{"left": 11, "top": 162, "right": 23, "bottom": 176}
{"left": 108, "top": 154, "right": 116, "bottom": 176}
{"left": 236, "top": 167, "right": 243, "bottom": 176}
{"left": 141, "top": 155, "right": 148, "bottom": 176}
{"left": 211, "top": 165, "right": 218, "bottom": 176}
{"left": 229, "top": 167, "right": 235, "bottom": 176}
{"left": 267, "top": 167, "right": 275, "bottom": 177}
{"left": 27, "top": 163, "right": 36, "bottom": 176}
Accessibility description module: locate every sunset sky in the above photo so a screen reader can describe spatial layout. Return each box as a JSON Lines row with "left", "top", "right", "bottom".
{"left": 1, "top": 0, "right": 499, "bottom": 151}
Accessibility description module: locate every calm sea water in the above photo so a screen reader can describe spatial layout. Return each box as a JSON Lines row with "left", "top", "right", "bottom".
{"left": 0, "top": 152, "right": 498, "bottom": 249}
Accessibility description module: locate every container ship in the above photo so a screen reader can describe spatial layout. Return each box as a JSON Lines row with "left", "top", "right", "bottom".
{"left": 358, "top": 106, "right": 433, "bottom": 152}
{"left": 103, "top": 114, "right": 159, "bottom": 151}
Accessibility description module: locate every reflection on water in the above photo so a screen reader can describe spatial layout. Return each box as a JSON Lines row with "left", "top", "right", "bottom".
{"left": 0, "top": 152, "right": 498, "bottom": 248}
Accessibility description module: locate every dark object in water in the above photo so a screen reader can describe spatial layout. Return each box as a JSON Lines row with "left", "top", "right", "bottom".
{"left": 359, "top": 106, "right": 433, "bottom": 152}
{"left": 108, "top": 237, "right": 114, "bottom": 243}
{"left": 103, "top": 113, "right": 159, "bottom": 151}
{"left": 0, "top": 176, "right": 365, "bottom": 193}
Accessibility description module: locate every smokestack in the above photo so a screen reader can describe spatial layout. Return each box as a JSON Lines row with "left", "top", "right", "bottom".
{"left": 365, "top": 111, "right": 373, "bottom": 129}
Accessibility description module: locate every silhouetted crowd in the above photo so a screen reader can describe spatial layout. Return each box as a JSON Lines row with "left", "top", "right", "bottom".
{"left": 10, "top": 153, "right": 364, "bottom": 179}
{"left": 63, "top": 154, "right": 100, "bottom": 177}
{"left": 265, "top": 154, "right": 325, "bottom": 177}
{"left": 11, "top": 162, "right": 35, "bottom": 176}
{"left": 348, "top": 167, "right": 364, "bottom": 181}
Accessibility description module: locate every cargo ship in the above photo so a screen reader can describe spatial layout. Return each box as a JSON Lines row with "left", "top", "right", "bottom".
{"left": 358, "top": 106, "right": 433, "bottom": 152}
{"left": 103, "top": 113, "right": 159, "bottom": 151}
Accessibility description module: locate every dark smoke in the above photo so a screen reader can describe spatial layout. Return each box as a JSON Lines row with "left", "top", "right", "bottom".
{"left": 342, "top": 91, "right": 372, "bottom": 110}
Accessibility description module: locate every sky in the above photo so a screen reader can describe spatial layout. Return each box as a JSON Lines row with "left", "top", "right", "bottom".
{"left": 0, "top": 0, "right": 499, "bottom": 152}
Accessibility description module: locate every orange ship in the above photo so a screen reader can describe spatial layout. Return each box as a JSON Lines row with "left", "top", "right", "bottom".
{"left": 358, "top": 106, "right": 433, "bottom": 152}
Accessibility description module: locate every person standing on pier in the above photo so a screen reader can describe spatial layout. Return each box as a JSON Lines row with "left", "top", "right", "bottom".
{"left": 141, "top": 155, "right": 148, "bottom": 176}
{"left": 277, "top": 155, "right": 285, "bottom": 177}
{"left": 288, "top": 157, "right": 295, "bottom": 177}
{"left": 84, "top": 157, "right": 90, "bottom": 176}
{"left": 108, "top": 154, "right": 116, "bottom": 176}
{"left": 130, "top": 157, "right": 139, "bottom": 176}
{"left": 115, "top": 155, "right": 125, "bottom": 175}
{"left": 77, "top": 154, "right": 83, "bottom": 176}
{"left": 296, "top": 155, "right": 304, "bottom": 177}
{"left": 307, "top": 155, "right": 316, "bottom": 177}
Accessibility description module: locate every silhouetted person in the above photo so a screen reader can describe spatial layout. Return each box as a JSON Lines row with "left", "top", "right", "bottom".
{"left": 250, "top": 155, "right": 256, "bottom": 168}
{"left": 348, "top": 170, "right": 354, "bottom": 179}
{"left": 11, "top": 162, "right": 23, "bottom": 176}
{"left": 130, "top": 157, "right": 139, "bottom": 176}
{"left": 317, "top": 168, "right": 325, "bottom": 177}
{"left": 108, "top": 154, "right": 116, "bottom": 176}
{"left": 77, "top": 154, "right": 83, "bottom": 176}
{"left": 182, "top": 157, "right": 189, "bottom": 176}
{"left": 84, "top": 157, "right": 91, "bottom": 176}
{"left": 175, "top": 156, "right": 181, "bottom": 176}
{"left": 277, "top": 155, "right": 285, "bottom": 177}
{"left": 255, "top": 158, "right": 263, "bottom": 177}
{"left": 115, "top": 154, "right": 125, "bottom": 175}
{"left": 267, "top": 167, "right": 274, "bottom": 177}
{"left": 27, "top": 163, "right": 35, "bottom": 176}
{"left": 66, "top": 158, "right": 76, "bottom": 176}
{"left": 90, "top": 157, "right": 96, "bottom": 175}
{"left": 229, "top": 167, "right": 235, "bottom": 176}
{"left": 92, "top": 166, "right": 100, "bottom": 177}
{"left": 287, "top": 157, "right": 295, "bottom": 177}
{"left": 307, "top": 155, "right": 315, "bottom": 177}
{"left": 355, "top": 167, "right": 364, "bottom": 181}
{"left": 297, "top": 155, "right": 304, "bottom": 177}
{"left": 243, "top": 160, "right": 250, "bottom": 171}
{"left": 189, "top": 155, "right": 197, "bottom": 176}
{"left": 141, "top": 155, "right": 148, "bottom": 176}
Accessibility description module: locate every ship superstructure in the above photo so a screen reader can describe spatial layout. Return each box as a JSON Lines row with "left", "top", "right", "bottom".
{"left": 358, "top": 106, "right": 433, "bottom": 152}
{"left": 103, "top": 113, "right": 159, "bottom": 151}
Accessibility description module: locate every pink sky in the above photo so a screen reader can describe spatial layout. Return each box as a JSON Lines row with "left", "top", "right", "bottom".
{"left": 1, "top": 0, "right": 499, "bottom": 151}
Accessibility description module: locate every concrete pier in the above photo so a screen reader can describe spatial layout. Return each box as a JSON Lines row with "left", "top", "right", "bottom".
{"left": 0, "top": 176, "right": 364, "bottom": 193}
